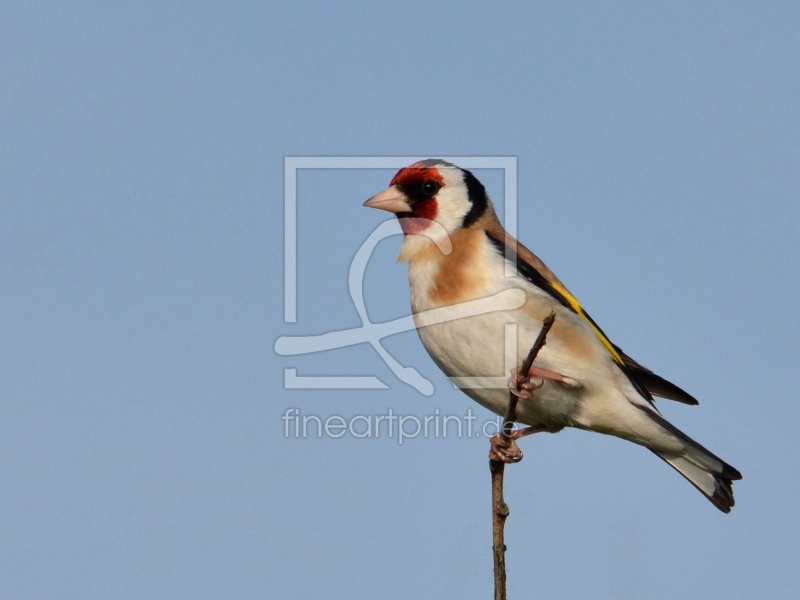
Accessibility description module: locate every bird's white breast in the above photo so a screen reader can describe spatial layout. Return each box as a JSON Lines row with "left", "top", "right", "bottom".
{"left": 404, "top": 231, "right": 596, "bottom": 426}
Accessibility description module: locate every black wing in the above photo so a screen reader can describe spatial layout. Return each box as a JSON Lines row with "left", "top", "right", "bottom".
{"left": 616, "top": 348, "right": 699, "bottom": 405}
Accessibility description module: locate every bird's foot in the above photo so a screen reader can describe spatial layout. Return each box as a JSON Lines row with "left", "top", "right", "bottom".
{"left": 508, "top": 367, "right": 544, "bottom": 401}
{"left": 489, "top": 433, "right": 523, "bottom": 463}
{"left": 489, "top": 426, "right": 547, "bottom": 463}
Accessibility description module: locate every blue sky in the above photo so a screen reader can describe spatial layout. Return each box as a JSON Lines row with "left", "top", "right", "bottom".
{"left": 2, "top": 2, "right": 799, "bottom": 598}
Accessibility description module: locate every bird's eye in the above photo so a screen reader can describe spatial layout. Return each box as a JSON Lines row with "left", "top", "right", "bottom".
{"left": 421, "top": 180, "right": 440, "bottom": 196}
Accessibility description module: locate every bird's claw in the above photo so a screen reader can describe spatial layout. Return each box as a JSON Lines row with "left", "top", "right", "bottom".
{"left": 508, "top": 367, "right": 543, "bottom": 401}
{"left": 489, "top": 433, "right": 523, "bottom": 463}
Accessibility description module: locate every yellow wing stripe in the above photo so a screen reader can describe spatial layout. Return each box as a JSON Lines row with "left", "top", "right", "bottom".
{"left": 551, "top": 282, "right": 625, "bottom": 365}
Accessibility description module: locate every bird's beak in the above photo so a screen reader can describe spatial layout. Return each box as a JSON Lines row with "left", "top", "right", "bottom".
{"left": 363, "top": 186, "right": 412, "bottom": 213}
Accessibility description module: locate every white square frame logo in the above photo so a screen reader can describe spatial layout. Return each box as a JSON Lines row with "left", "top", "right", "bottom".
{"left": 281, "top": 156, "right": 519, "bottom": 393}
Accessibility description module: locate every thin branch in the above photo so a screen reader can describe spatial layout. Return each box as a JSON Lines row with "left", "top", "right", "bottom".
{"left": 490, "top": 312, "right": 556, "bottom": 600}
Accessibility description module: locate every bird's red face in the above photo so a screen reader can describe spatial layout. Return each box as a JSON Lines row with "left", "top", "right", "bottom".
{"left": 364, "top": 159, "right": 489, "bottom": 242}
{"left": 364, "top": 162, "right": 446, "bottom": 234}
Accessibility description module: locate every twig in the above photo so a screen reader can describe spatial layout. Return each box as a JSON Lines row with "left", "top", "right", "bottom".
{"left": 490, "top": 312, "right": 556, "bottom": 600}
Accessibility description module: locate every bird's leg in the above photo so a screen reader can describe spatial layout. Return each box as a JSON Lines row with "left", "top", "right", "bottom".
{"left": 510, "top": 424, "right": 547, "bottom": 440}
{"left": 490, "top": 369, "right": 551, "bottom": 463}
{"left": 509, "top": 366, "right": 576, "bottom": 400}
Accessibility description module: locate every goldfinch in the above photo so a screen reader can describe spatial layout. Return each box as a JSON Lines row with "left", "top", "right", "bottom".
{"left": 364, "top": 159, "right": 741, "bottom": 513}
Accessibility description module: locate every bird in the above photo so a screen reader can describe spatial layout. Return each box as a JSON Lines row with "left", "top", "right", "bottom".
{"left": 363, "top": 159, "right": 741, "bottom": 513}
